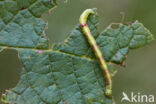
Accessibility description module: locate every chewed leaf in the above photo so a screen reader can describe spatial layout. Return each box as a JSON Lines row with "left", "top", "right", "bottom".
{"left": 97, "top": 21, "right": 154, "bottom": 63}
{"left": 2, "top": 49, "right": 114, "bottom": 104}
{"left": 0, "top": 1, "right": 154, "bottom": 104}
{"left": 0, "top": 0, "right": 57, "bottom": 49}
{"left": 59, "top": 20, "right": 154, "bottom": 64}
{"left": 59, "top": 14, "right": 99, "bottom": 56}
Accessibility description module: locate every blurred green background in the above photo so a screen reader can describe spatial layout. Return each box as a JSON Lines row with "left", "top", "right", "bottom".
{"left": 0, "top": 0, "right": 156, "bottom": 104}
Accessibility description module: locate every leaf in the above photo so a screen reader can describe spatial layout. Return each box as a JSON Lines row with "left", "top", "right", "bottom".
{"left": 2, "top": 49, "right": 116, "bottom": 104}
{"left": 0, "top": 0, "right": 57, "bottom": 49}
{"left": 0, "top": 0, "right": 154, "bottom": 104}
{"left": 58, "top": 19, "right": 154, "bottom": 64}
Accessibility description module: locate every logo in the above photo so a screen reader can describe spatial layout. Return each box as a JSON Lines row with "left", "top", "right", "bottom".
{"left": 121, "top": 92, "right": 155, "bottom": 103}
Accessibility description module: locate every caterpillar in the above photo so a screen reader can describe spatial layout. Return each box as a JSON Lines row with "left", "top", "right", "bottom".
{"left": 79, "top": 9, "right": 112, "bottom": 96}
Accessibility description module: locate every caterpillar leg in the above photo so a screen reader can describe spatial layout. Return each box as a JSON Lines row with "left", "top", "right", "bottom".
{"left": 79, "top": 9, "right": 112, "bottom": 96}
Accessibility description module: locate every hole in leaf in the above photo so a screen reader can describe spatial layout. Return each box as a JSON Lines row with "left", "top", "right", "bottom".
{"left": 43, "top": 0, "right": 82, "bottom": 44}
{"left": 0, "top": 49, "right": 23, "bottom": 101}
{"left": 110, "top": 23, "right": 120, "bottom": 29}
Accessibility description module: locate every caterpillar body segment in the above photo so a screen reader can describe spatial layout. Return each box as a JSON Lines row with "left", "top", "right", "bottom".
{"left": 79, "top": 9, "right": 112, "bottom": 96}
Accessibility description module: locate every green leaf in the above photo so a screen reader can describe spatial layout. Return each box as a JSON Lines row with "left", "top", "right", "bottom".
{"left": 97, "top": 21, "right": 154, "bottom": 63}
{"left": 58, "top": 14, "right": 99, "bottom": 57}
{"left": 0, "top": 0, "right": 57, "bottom": 49}
{"left": 59, "top": 20, "right": 154, "bottom": 64}
{"left": 0, "top": 1, "right": 154, "bottom": 104}
{"left": 2, "top": 49, "right": 115, "bottom": 104}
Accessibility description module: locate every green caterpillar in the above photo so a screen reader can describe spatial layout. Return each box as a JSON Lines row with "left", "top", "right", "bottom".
{"left": 79, "top": 9, "right": 112, "bottom": 96}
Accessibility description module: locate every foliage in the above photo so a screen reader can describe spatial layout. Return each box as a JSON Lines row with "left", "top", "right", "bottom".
{"left": 0, "top": 0, "right": 154, "bottom": 104}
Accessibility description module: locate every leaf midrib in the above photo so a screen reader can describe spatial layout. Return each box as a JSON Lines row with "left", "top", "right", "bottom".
{"left": 0, "top": 45, "right": 95, "bottom": 62}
